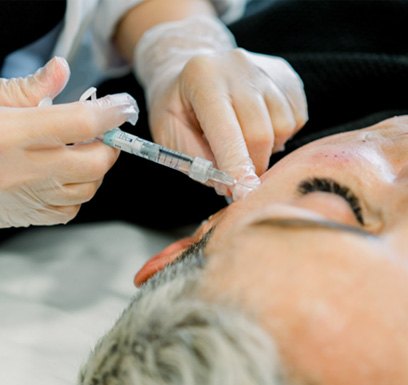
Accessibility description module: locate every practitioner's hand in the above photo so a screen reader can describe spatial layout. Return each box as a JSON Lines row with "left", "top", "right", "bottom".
{"left": 0, "top": 57, "right": 138, "bottom": 228}
{"left": 135, "top": 16, "right": 308, "bottom": 199}
{"left": 148, "top": 49, "right": 307, "bottom": 199}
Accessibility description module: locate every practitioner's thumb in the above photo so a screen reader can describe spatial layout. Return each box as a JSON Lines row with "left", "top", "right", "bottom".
{"left": 0, "top": 56, "right": 70, "bottom": 107}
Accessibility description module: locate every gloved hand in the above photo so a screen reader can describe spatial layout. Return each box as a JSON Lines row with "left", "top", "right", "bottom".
{"left": 134, "top": 15, "right": 308, "bottom": 200}
{"left": 0, "top": 57, "right": 138, "bottom": 228}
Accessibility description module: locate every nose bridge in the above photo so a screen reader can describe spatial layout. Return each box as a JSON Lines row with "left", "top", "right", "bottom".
{"left": 396, "top": 164, "right": 408, "bottom": 182}
{"left": 383, "top": 184, "right": 408, "bottom": 247}
{"left": 362, "top": 117, "right": 408, "bottom": 169}
{"left": 370, "top": 135, "right": 408, "bottom": 180}
{"left": 384, "top": 221, "right": 408, "bottom": 260}
{"left": 393, "top": 131, "right": 408, "bottom": 177}
{"left": 380, "top": 120, "right": 408, "bottom": 169}
{"left": 392, "top": 132, "right": 408, "bottom": 178}
{"left": 393, "top": 142, "right": 408, "bottom": 173}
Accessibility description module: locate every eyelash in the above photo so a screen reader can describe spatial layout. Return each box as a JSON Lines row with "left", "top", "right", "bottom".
{"left": 297, "top": 177, "right": 364, "bottom": 225}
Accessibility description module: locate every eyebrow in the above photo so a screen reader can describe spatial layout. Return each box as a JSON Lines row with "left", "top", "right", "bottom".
{"left": 251, "top": 217, "right": 376, "bottom": 238}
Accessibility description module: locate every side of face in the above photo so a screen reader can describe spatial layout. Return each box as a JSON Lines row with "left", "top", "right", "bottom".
{"left": 136, "top": 116, "right": 408, "bottom": 385}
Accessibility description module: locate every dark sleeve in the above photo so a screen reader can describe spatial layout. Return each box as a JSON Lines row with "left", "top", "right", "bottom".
{"left": 0, "top": 1, "right": 66, "bottom": 68}
{"left": 229, "top": 0, "right": 408, "bottom": 164}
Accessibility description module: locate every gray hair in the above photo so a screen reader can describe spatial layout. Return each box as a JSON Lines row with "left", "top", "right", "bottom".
{"left": 78, "top": 246, "right": 286, "bottom": 385}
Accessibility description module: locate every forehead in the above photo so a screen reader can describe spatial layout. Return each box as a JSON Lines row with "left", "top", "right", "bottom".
{"left": 261, "top": 115, "right": 408, "bottom": 203}
{"left": 311, "top": 116, "right": 408, "bottom": 146}
{"left": 205, "top": 115, "right": 408, "bottom": 253}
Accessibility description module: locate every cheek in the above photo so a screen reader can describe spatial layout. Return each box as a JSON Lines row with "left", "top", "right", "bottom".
{"left": 263, "top": 258, "right": 408, "bottom": 385}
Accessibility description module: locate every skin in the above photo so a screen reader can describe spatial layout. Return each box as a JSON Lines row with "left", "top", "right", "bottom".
{"left": 114, "top": 0, "right": 307, "bottom": 193}
{"left": 136, "top": 116, "right": 408, "bottom": 385}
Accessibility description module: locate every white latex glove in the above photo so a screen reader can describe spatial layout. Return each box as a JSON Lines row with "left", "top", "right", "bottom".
{"left": 134, "top": 15, "right": 308, "bottom": 200}
{"left": 0, "top": 57, "right": 138, "bottom": 228}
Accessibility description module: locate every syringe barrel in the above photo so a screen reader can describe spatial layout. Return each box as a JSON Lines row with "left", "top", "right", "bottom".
{"left": 154, "top": 147, "right": 193, "bottom": 174}
{"left": 103, "top": 128, "right": 144, "bottom": 155}
{"left": 103, "top": 128, "right": 193, "bottom": 174}
{"left": 137, "top": 140, "right": 160, "bottom": 162}
{"left": 103, "top": 128, "right": 235, "bottom": 186}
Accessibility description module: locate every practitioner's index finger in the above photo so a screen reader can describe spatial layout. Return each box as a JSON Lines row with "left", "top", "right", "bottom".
{"left": 190, "top": 90, "right": 262, "bottom": 199}
{"left": 28, "top": 93, "right": 138, "bottom": 145}
{"left": 192, "top": 92, "right": 254, "bottom": 176}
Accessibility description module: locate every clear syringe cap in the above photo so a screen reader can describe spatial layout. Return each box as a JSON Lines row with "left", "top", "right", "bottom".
{"left": 189, "top": 157, "right": 236, "bottom": 186}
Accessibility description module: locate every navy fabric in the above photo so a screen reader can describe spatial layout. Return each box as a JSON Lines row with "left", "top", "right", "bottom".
{"left": 0, "top": 0, "right": 66, "bottom": 67}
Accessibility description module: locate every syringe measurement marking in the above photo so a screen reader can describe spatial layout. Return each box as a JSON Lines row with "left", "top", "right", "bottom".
{"left": 106, "top": 129, "right": 240, "bottom": 187}
{"left": 158, "top": 148, "right": 192, "bottom": 169}
{"left": 119, "top": 131, "right": 133, "bottom": 143}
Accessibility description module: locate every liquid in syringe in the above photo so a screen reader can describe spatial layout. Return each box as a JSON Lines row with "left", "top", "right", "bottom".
{"left": 103, "top": 128, "right": 236, "bottom": 187}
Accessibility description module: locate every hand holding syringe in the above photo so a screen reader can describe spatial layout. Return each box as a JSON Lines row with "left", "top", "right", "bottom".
{"left": 103, "top": 128, "right": 237, "bottom": 187}
{"left": 77, "top": 87, "right": 252, "bottom": 197}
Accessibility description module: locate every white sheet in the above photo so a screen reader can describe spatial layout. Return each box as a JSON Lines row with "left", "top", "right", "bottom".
{"left": 0, "top": 221, "right": 178, "bottom": 385}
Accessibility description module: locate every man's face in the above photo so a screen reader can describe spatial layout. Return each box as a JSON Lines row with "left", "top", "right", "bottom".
{"left": 137, "top": 116, "right": 408, "bottom": 385}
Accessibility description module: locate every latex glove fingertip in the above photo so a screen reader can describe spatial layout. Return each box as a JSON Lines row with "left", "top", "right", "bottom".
{"left": 79, "top": 87, "right": 139, "bottom": 126}
{"left": 232, "top": 173, "right": 261, "bottom": 201}
{"left": 119, "top": 93, "right": 139, "bottom": 125}
{"left": 125, "top": 106, "right": 139, "bottom": 126}
{"left": 214, "top": 183, "right": 229, "bottom": 197}
{"left": 38, "top": 96, "right": 53, "bottom": 107}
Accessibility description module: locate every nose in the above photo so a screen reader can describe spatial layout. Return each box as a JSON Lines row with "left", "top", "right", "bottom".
{"left": 384, "top": 226, "right": 408, "bottom": 262}
{"left": 373, "top": 116, "right": 408, "bottom": 169}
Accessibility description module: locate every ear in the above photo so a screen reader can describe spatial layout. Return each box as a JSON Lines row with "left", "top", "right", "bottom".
{"left": 134, "top": 236, "right": 195, "bottom": 287}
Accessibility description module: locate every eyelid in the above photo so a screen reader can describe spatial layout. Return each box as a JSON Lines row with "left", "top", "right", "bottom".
{"left": 297, "top": 177, "right": 365, "bottom": 225}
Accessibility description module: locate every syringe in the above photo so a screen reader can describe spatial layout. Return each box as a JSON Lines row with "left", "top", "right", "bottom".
{"left": 103, "top": 128, "right": 236, "bottom": 187}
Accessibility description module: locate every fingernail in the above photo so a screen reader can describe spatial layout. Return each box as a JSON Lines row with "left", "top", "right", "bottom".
{"left": 214, "top": 183, "right": 228, "bottom": 196}
{"left": 52, "top": 56, "right": 70, "bottom": 72}
{"left": 35, "top": 56, "right": 69, "bottom": 80}
{"left": 38, "top": 96, "right": 53, "bottom": 107}
{"left": 275, "top": 143, "right": 286, "bottom": 152}
{"left": 232, "top": 173, "right": 261, "bottom": 201}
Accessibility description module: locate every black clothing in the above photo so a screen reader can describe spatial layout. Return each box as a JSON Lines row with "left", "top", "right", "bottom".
{"left": 233, "top": 0, "right": 408, "bottom": 160}
{"left": 0, "top": 1, "right": 66, "bottom": 68}
{"left": 1, "top": 0, "right": 407, "bottom": 241}
{"left": 74, "top": 0, "right": 407, "bottom": 230}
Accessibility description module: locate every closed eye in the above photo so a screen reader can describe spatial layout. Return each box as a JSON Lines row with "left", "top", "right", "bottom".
{"left": 297, "top": 177, "right": 364, "bottom": 225}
